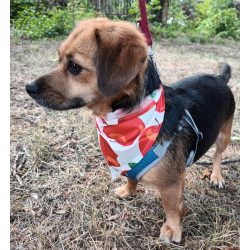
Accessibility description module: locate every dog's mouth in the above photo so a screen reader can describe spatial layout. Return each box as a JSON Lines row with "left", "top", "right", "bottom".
{"left": 26, "top": 83, "right": 86, "bottom": 110}
{"left": 32, "top": 96, "right": 86, "bottom": 110}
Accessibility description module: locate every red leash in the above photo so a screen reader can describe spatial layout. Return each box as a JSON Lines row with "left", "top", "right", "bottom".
{"left": 137, "top": 0, "right": 161, "bottom": 76}
{"left": 138, "top": 0, "right": 153, "bottom": 46}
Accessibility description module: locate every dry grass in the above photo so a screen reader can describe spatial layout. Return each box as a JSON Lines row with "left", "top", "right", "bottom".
{"left": 11, "top": 37, "right": 240, "bottom": 250}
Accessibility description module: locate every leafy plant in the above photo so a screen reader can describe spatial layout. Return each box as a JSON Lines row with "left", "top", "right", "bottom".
{"left": 11, "top": 0, "right": 240, "bottom": 42}
{"left": 11, "top": 0, "right": 95, "bottom": 39}
{"left": 147, "top": 0, "right": 162, "bottom": 22}
{"left": 194, "top": 0, "right": 240, "bottom": 40}
{"left": 128, "top": 0, "right": 162, "bottom": 22}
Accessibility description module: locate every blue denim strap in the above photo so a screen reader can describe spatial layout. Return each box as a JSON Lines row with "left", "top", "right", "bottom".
{"left": 125, "top": 109, "right": 202, "bottom": 180}
{"left": 125, "top": 140, "right": 172, "bottom": 180}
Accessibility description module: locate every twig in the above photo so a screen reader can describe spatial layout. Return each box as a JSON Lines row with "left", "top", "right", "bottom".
{"left": 15, "top": 174, "right": 23, "bottom": 186}
{"left": 196, "top": 157, "right": 240, "bottom": 166}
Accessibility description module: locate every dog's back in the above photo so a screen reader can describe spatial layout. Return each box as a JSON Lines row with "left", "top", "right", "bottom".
{"left": 168, "top": 63, "right": 235, "bottom": 162}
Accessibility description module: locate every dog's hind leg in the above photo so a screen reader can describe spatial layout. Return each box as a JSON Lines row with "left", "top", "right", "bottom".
{"left": 115, "top": 178, "right": 138, "bottom": 197}
{"left": 210, "top": 116, "right": 234, "bottom": 188}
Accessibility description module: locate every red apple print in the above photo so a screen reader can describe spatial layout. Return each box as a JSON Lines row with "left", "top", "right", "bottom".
{"left": 103, "top": 118, "right": 145, "bottom": 146}
{"left": 155, "top": 89, "right": 165, "bottom": 113}
{"left": 139, "top": 125, "right": 161, "bottom": 156}
{"left": 99, "top": 135, "right": 120, "bottom": 166}
{"left": 121, "top": 170, "right": 129, "bottom": 176}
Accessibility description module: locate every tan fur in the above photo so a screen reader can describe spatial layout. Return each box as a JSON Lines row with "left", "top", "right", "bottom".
{"left": 115, "top": 179, "right": 138, "bottom": 197}
{"left": 33, "top": 18, "right": 147, "bottom": 116}
{"left": 28, "top": 18, "right": 234, "bottom": 244}
{"left": 210, "top": 116, "right": 234, "bottom": 188}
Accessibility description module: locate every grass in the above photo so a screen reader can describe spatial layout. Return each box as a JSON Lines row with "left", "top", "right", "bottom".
{"left": 10, "top": 37, "right": 240, "bottom": 249}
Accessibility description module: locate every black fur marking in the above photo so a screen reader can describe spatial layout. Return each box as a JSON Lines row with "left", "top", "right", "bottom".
{"left": 144, "top": 58, "right": 161, "bottom": 96}
{"left": 158, "top": 73, "right": 235, "bottom": 163}
{"left": 112, "top": 60, "right": 235, "bottom": 165}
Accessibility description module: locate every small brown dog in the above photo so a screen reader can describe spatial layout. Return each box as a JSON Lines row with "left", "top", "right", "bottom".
{"left": 26, "top": 18, "right": 235, "bottom": 243}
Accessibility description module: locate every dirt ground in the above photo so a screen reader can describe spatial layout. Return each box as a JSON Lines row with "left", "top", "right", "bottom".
{"left": 10, "top": 37, "right": 240, "bottom": 250}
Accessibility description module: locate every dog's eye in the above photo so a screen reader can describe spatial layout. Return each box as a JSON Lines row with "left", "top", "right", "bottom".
{"left": 67, "top": 60, "right": 82, "bottom": 76}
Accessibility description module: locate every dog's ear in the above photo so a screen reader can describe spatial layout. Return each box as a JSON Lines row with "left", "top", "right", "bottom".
{"left": 95, "top": 25, "right": 147, "bottom": 97}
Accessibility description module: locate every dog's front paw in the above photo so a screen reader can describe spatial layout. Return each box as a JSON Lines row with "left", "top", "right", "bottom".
{"left": 210, "top": 173, "right": 225, "bottom": 188}
{"left": 160, "top": 223, "right": 182, "bottom": 244}
{"left": 115, "top": 185, "right": 136, "bottom": 198}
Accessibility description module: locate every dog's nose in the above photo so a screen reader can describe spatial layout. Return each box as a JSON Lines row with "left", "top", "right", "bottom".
{"left": 26, "top": 82, "right": 40, "bottom": 95}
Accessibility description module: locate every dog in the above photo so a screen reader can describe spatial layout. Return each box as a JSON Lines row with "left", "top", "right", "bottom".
{"left": 26, "top": 18, "right": 235, "bottom": 243}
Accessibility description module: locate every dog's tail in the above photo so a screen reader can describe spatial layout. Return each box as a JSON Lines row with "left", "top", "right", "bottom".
{"left": 217, "top": 62, "right": 231, "bottom": 84}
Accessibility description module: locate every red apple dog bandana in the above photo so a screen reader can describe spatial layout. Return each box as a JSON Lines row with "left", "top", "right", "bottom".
{"left": 95, "top": 85, "right": 165, "bottom": 180}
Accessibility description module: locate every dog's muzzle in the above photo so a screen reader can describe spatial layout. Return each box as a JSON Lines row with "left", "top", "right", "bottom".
{"left": 26, "top": 81, "right": 86, "bottom": 110}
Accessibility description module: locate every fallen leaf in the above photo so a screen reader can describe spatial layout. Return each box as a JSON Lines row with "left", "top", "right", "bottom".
{"left": 201, "top": 168, "right": 212, "bottom": 180}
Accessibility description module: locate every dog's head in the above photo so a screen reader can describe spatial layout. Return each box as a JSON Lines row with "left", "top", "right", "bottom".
{"left": 26, "top": 18, "right": 148, "bottom": 116}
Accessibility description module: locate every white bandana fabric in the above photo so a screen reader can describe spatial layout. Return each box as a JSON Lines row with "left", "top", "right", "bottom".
{"left": 95, "top": 86, "right": 165, "bottom": 180}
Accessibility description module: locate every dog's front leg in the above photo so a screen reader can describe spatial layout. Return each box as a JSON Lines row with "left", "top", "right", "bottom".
{"left": 115, "top": 178, "right": 138, "bottom": 198}
{"left": 159, "top": 179, "right": 184, "bottom": 244}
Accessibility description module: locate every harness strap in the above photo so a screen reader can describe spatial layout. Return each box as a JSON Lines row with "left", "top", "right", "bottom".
{"left": 183, "top": 110, "right": 203, "bottom": 140}
{"left": 125, "top": 140, "right": 172, "bottom": 180}
{"left": 125, "top": 109, "right": 203, "bottom": 180}
{"left": 183, "top": 109, "right": 203, "bottom": 166}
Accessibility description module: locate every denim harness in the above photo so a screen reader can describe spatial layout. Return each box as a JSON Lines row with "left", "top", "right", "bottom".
{"left": 125, "top": 109, "right": 203, "bottom": 180}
